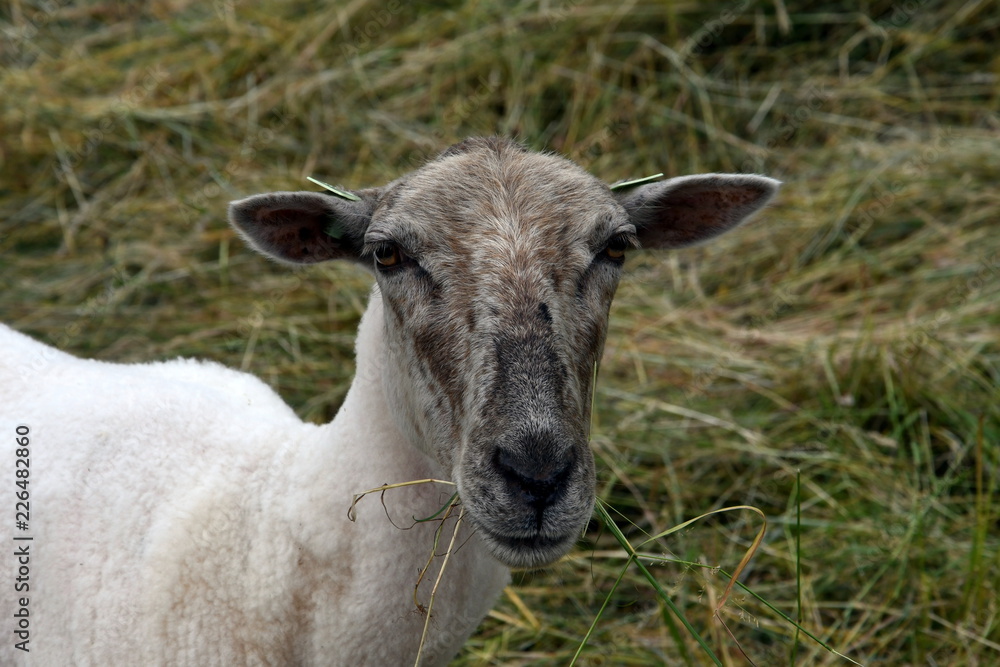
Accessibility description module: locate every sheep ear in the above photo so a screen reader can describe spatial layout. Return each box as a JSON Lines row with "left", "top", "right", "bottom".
{"left": 228, "top": 190, "right": 378, "bottom": 265}
{"left": 615, "top": 174, "right": 780, "bottom": 249}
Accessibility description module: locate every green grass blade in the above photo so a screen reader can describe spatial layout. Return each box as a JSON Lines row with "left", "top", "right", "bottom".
{"left": 595, "top": 501, "right": 723, "bottom": 666}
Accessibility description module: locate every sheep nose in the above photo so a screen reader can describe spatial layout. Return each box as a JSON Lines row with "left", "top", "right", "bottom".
{"left": 494, "top": 439, "right": 576, "bottom": 511}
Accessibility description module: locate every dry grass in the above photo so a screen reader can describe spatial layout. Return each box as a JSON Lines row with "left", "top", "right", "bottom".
{"left": 2, "top": 0, "right": 998, "bottom": 664}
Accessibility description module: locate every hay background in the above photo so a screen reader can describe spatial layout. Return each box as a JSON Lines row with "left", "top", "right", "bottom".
{"left": 1, "top": 1, "right": 998, "bottom": 664}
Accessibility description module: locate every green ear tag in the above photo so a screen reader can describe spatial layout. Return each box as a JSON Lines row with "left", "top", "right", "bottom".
{"left": 307, "top": 176, "right": 362, "bottom": 202}
{"left": 610, "top": 173, "right": 664, "bottom": 192}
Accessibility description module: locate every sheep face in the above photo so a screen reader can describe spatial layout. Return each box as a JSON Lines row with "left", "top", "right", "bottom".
{"left": 368, "top": 140, "right": 622, "bottom": 568}
{"left": 228, "top": 137, "right": 779, "bottom": 569}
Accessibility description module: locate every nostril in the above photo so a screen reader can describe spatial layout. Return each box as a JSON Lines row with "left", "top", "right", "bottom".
{"left": 494, "top": 446, "right": 575, "bottom": 510}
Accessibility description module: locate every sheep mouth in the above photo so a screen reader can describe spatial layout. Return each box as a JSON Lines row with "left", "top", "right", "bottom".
{"left": 475, "top": 522, "right": 580, "bottom": 569}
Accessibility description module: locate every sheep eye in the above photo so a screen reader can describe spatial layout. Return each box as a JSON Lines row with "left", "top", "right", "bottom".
{"left": 374, "top": 242, "right": 404, "bottom": 268}
{"left": 603, "top": 234, "right": 630, "bottom": 261}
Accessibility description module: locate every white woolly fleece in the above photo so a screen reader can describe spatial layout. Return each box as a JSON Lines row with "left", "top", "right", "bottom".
{"left": 0, "top": 294, "right": 509, "bottom": 666}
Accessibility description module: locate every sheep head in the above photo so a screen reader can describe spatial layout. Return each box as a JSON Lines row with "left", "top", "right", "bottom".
{"left": 228, "top": 137, "right": 778, "bottom": 569}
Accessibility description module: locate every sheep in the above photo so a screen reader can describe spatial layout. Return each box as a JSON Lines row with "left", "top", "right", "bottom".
{"left": 0, "top": 137, "right": 778, "bottom": 665}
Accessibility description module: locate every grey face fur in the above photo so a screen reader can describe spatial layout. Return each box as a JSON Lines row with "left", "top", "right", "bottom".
{"left": 229, "top": 137, "right": 779, "bottom": 569}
